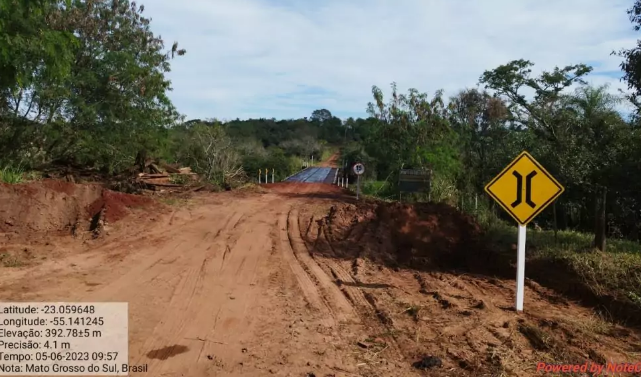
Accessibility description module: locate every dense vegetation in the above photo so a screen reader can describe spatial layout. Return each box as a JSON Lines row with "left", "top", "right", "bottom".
{"left": 1, "top": 0, "right": 641, "bottom": 253}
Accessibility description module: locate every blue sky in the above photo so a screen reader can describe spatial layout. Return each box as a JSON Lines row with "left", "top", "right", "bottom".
{"left": 145, "top": 0, "right": 639, "bottom": 121}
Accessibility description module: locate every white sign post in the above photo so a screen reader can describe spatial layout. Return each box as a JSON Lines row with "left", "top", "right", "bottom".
{"left": 516, "top": 224, "right": 526, "bottom": 311}
{"left": 353, "top": 163, "right": 365, "bottom": 200}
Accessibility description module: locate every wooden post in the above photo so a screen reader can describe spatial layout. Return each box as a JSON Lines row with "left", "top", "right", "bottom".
{"left": 553, "top": 202, "right": 558, "bottom": 244}
{"left": 594, "top": 186, "right": 607, "bottom": 251}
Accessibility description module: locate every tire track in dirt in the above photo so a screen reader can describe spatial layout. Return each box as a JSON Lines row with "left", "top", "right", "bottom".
{"left": 297, "top": 210, "right": 407, "bottom": 367}
{"left": 164, "top": 214, "right": 274, "bottom": 375}
{"left": 129, "top": 212, "right": 246, "bottom": 372}
{"left": 133, "top": 209, "right": 281, "bottom": 376}
{"left": 319, "top": 258, "right": 373, "bottom": 312}
{"left": 298, "top": 213, "right": 373, "bottom": 312}
{"left": 287, "top": 209, "right": 355, "bottom": 323}
{"left": 276, "top": 212, "right": 331, "bottom": 317}
{"left": 90, "top": 211, "right": 238, "bottom": 301}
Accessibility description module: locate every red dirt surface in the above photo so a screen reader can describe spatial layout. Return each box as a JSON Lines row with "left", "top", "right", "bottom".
{"left": 42, "top": 178, "right": 77, "bottom": 195}
{"left": 0, "top": 180, "right": 159, "bottom": 234}
{"left": 313, "top": 201, "right": 488, "bottom": 271}
{"left": 319, "top": 152, "right": 339, "bottom": 167}
{"left": 0, "top": 180, "right": 102, "bottom": 233}
{"left": 297, "top": 200, "right": 641, "bottom": 376}
{"left": 0, "top": 179, "right": 639, "bottom": 376}
{"left": 87, "top": 189, "right": 155, "bottom": 224}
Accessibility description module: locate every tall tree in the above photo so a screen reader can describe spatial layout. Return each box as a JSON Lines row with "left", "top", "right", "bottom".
{"left": 567, "top": 85, "right": 628, "bottom": 250}
{"left": 60, "top": 0, "right": 185, "bottom": 170}
{"left": 480, "top": 60, "right": 592, "bottom": 237}
{"left": 616, "top": 0, "right": 641, "bottom": 110}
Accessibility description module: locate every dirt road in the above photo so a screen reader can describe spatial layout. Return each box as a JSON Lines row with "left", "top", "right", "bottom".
{"left": 0, "top": 179, "right": 640, "bottom": 376}
{"left": 0, "top": 183, "right": 386, "bottom": 376}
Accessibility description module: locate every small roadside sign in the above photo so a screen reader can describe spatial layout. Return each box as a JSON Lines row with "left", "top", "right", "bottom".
{"left": 353, "top": 163, "right": 365, "bottom": 176}
{"left": 399, "top": 168, "right": 431, "bottom": 194}
{"left": 484, "top": 151, "right": 564, "bottom": 312}
{"left": 352, "top": 163, "right": 364, "bottom": 199}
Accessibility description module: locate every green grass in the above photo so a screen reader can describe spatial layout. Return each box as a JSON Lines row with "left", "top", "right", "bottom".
{"left": 169, "top": 174, "right": 189, "bottom": 185}
{"left": 484, "top": 222, "right": 641, "bottom": 255}
{"left": 483, "top": 219, "right": 641, "bottom": 311}
{"left": 0, "top": 165, "right": 24, "bottom": 184}
{"left": 0, "top": 252, "right": 24, "bottom": 267}
{"left": 320, "top": 148, "right": 335, "bottom": 163}
{"left": 355, "top": 180, "right": 397, "bottom": 200}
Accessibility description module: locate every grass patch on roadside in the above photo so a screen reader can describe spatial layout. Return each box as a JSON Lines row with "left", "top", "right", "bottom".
{"left": 483, "top": 219, "right": 641, "bottom": 317}
{"left": 0, "top": 252, "right": 25, "bottom": 267}
{"left": 0, "top": 165, "right": 25, "bottom": 184}
{"left": 354, "top": 180, "right": 397, "bottom": 201}
{"left": 320, "top": 148, "right": 335, "bottom": 163}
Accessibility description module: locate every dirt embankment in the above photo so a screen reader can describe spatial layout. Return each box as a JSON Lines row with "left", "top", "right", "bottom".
{"left": 0, "top": 180, "right": 157, "bottom": 235}
{"left": 310, "top": 201, "right": 494, "bottom": 273}
{"left": 298, "top": 201, "right": 641, "bottom": 376}
{"left": 308, "top": 201, "right": 641, "bottom": 326}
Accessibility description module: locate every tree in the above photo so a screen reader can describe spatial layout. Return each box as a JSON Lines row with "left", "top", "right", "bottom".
{"left": 447, "top": 89, "right": 510, "bottom": 194}
{"left": 0, "top": 0, "right": 76, "bottom": 111}
{"left": 180, "top": 122, "right": 241, "bottom": 183}
{"left": 616, "top": 0, "right": 641, "bottom": 110}
{"left": 366, "top": 83, "right": 450, "bottom": 173}
{"left": 0, "top": 0, "right": 186, "bottom": 172}
{"left": 566, "top": 85, "right": 628, "bottom": 250}
{"left": 310, "top": 109, "right": 332, "bottom": 124}
{"left": 480, "top": 60, "right": 593, "bottom": 238}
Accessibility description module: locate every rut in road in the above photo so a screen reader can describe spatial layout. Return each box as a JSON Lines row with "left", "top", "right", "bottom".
{"left": 300, "top": 212, "right": 373, "bottom": 312}
{"left": 277, "top": 212, "right": 331, "bottom": 319}
{"left": 286, "top": 208, "right": 355, "bottom": 323}
{"left": 123, "top": 197, "right": 358, "bottom": 375}
{"left": 132, "top": 211, "right": 249, "bottom": 374}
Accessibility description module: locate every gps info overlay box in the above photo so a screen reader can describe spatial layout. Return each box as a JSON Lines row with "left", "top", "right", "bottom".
{"left": 0, "top": 302, "right": 128, "bottom": 376}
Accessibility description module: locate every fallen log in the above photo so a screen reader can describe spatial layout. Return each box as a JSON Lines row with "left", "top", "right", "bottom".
{"left": 148, "top": 163, "right": 163, "bottom": 174}
{"left": 138, "top": 173, "right": 170, "bottom": 178}
{"left": 142, "top": 182, "right": 185, "bottom": 188}
{"left": 161, "top": 163, "right": 181, "bottom": 173}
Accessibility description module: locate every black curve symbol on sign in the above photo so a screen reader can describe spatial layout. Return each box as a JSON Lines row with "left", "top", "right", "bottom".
{"left": 511, "top": 170, "right": 537, "bottom": 208}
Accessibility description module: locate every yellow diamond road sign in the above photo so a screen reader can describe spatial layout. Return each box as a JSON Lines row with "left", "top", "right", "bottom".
{"left": 484, "top": 151, "right": 564, "bottom": 226}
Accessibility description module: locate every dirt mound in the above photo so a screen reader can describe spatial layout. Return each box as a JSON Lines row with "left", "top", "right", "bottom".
{"left": 87, "top": 190, "right": 154, "bottom": 224}
{"left": 0, "top": 180, "right": 157, "bottom": 235}
{"left": 311, "top": 201, "right": 490, "bottom": 272}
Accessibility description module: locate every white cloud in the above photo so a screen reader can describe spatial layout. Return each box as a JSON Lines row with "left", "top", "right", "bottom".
{"left": 144, "top": 0, "right": 639, "bottom": 120}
